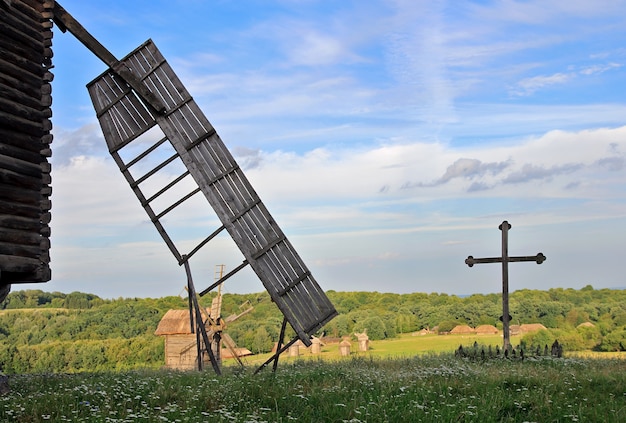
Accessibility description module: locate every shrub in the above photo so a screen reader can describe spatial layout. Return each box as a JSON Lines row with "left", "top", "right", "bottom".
{"left": 598, "top": 327, "right": 626, "bottom": 352}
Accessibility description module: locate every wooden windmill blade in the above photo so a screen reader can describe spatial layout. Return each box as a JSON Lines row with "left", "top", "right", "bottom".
{"left": 53, "top": 3, "right": 336, "bottom": 353}
{"left": 85, "top": 39, "right": 337, "bottom": 346}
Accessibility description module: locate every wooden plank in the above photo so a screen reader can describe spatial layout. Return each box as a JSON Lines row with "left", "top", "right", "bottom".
{"left": 88, "top": 72, "right": 155, "bottom": 152}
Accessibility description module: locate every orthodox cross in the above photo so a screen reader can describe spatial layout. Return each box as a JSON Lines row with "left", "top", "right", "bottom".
{"left": 465, "top": 221, "right": 546, "bottom": 350}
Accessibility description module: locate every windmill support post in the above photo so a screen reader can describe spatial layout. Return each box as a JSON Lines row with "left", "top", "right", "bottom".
{"left": 254, "top": 318, "right": 298, "bottom": 375}
{"left": 183, "top": 258, "right": 221, "bottom": 375}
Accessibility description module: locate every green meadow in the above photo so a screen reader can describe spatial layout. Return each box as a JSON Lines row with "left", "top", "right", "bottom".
{"left": 2, "top": 353, "right": 625, "bottom": 422}
{"left": 239, "top": 333, "right": 523, "bottom": 366}
{"left": 2, "top": 334, "right": 624, "bottom": 422}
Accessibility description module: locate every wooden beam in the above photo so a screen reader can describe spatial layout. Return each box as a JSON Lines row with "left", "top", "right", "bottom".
{"left": 52, "top": 2, "right": 166, "bottom": 114}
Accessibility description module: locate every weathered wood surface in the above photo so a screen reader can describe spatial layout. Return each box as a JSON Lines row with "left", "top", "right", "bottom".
{"left": 0, "top": 0, "right": 53, "bottom": 286}
{"left": 88, "top": 40, "right": 336, "bottom": 345}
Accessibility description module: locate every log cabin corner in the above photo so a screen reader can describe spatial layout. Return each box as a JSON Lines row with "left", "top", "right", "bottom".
{"left": 0, "top": 0, "right": 54, "bottom": 302}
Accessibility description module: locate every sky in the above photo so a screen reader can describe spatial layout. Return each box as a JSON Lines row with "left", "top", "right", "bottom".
{"left": 34, "top": 0, "right": 626, "bottom": 299}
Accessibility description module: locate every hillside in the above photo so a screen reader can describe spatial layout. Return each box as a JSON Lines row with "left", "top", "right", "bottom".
{"left": 0, "top": 286, "right": 625, "bottom": 373}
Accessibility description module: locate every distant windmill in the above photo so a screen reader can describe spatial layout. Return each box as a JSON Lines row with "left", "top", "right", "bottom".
{"left": 204, "top": 265, "right": 254, "bottom": 366}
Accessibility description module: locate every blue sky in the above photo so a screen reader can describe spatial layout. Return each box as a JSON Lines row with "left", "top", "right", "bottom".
{"left": 41, "top": 0, "right": 626, "bottom": 298}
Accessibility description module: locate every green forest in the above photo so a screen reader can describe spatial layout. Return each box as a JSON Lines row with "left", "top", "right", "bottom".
{"left": 0, "top": 285, "right": 625, "bottom": 373}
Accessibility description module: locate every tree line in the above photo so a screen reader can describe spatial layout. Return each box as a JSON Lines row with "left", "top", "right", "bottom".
{"left": 0, "top": 285, "right": 624, "bottom": 373}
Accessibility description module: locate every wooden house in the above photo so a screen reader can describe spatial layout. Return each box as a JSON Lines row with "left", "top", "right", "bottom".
{"left": 519, "top": 323, "right": 547, "bottom": 333}
{"left": 475, "top": 324, "right": 499, "bottom": 335}
{"left": 0, "top": 0, "right": 55, "bottom": 302}
{"left": 154, "top": 309, "right": 213, "bottom": 370}
{"left": 450, "top": 324, "right": 475, "bottom": 334}
{"left": 154, "top": 308, "right": 253, "bottom": 370}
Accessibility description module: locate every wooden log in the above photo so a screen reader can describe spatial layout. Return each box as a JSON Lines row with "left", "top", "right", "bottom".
{"left": 0, "top": 167, "right": 42, "bottom": 191}
{"left": 0, "top": 16, "right": 45, "bottom": 54}
{"left": 0, "top": 82, "right": 45, "bottom": 115}
{"left": 0, "top": 64, "right": 42, "bottom": 99}
{"left": 0, "top": 141, "right": 46, "bottom": 164}
{"left": 0, "top": 198, "right": 42, "bottom": 219}
{"left": 41, "top": 95, "right": 52, "bottom": 108}
{"left": 0, "top": 152, "right": 45, "bottom": 178}
{"left": 0, "top": 94, "right": 47, "bottom": 123}
{"left": 40, "top": 198, "right": 51, "bottom": 211}
{"left": 0, "top": 213, "right": 43, "bottom": 232}
{"left": 8, "top": 0, "right": 45, "bottom": 21}
{"left": 0, "top": 127, "right": 46, "bottom": 153}
{"left": 0, "top": 241, "right": 43, "bottom": 258}
{"left": 0, "top": 33, "right": 45, "bottom": 67}
{"left": 40, "top": 225, "right": 50, "bottom": 237}
{"left": 0, "top": 183, "right": 43, "bottom": 206}
{"left": 0, "top": 110, "right": 45, "bottom": 137}
{"left": 0, "top": 254, "right": 44, "bottom": 274}
{"left": 0, "top": 226, "right": 44, "bottom": 247}
{"left": 0, "top": 49, "right": 46, "bottom": 82}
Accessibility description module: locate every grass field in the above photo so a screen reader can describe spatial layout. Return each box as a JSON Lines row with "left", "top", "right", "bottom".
{"left": 2, "top": 334, "right": 624, "bottom": 422}
{"left": 2, "top": 354, "right": 625, "bottom": 422}
{"left": 237, "top": 333, "right": 524, "bottom": 367}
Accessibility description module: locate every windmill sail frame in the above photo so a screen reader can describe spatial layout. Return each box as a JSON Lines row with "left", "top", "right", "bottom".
{"left": 86, "top": 39, "right": 337, "bottom": 348}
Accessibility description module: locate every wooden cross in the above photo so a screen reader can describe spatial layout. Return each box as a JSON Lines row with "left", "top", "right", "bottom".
{"left": 465, "top": 221, "right": 545, "bottom": 350}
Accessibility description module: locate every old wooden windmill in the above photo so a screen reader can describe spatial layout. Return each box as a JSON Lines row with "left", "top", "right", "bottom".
{"left": 48, "top": 3, "right": 336, "bottom": 374}
{"left": 156, "top": 265, "right": 254, "bottom": 371}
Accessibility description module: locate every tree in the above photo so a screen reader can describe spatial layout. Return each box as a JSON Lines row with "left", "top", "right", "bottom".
{"left": 598, "top": 328, "right": 626, "bottom": 352}
{"left": 437, "top": 320, "right": 458, "bottom": 333}
{"left": 252, "top": 326, "right": 272, "bottom": 354}
{"left": 354, "top": 317, "right": 387, "bottom": 340}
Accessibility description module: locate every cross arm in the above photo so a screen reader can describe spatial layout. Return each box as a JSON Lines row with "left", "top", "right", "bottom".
{"left": 465, "top": 252, "right": 546, "bottom": 267}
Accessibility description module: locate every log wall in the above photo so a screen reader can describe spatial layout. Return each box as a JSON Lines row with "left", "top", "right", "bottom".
{"left": 0, "top": 0, "right": 53, "bottom": 294}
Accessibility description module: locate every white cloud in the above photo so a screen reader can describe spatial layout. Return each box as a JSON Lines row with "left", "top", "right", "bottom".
{"left": 510, "top": 73, "right": 572, "bottom": 96}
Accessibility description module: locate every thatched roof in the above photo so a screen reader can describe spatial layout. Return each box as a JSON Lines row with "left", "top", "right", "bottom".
{"left": 451, "top": 324, "right": 475, "bottom": 334}
{"left": 222, "top": 347, "right": 252, "bottom": 359}
{"left": 154, "top": 309, "right": 210, "bottom": 335}
{"left": 519, "top": 323, "right": 547, "bottom": 333}
{"left": 475, "top": 324, "right": 499, "bottom": 334}
{"left": 577, "top": 321, "right": 595, "bottom": 328}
